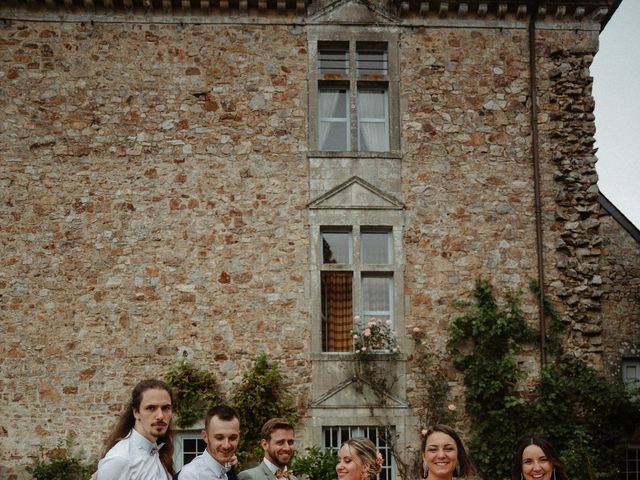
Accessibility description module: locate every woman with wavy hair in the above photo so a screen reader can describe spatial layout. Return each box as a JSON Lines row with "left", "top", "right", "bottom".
{"left": 420, "top": 425, "right": 474, "bottom": 480}
{"left": 336, "top": 437, "right": 384, "bottom": 480}
{"left": 512, "top": 434, "right": 569, "bottom": 480}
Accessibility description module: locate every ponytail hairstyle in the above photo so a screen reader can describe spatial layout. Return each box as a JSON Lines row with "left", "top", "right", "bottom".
{"left": 341, "top": 437, "right": 383, "bottom": 480}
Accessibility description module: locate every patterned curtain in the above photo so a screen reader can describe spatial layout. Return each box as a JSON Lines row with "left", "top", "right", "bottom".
{"left": 322, "top": 272, "right": 353, "bottom": 352}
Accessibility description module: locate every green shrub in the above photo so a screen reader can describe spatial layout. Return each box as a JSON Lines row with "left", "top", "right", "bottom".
{"left": 27, "top": 437, "right": 95, "bottom": 480}
{"left": 166, "top": 361, "right": 225, "bottom": 428}
{"left": 449, "top": 278, "right": 640, "bottom": 480}
{"left": 290, "top": 446, "right": 337, "bottom": 480}
{"left": 232, "top": 353, "right": 299, "bottom": 465}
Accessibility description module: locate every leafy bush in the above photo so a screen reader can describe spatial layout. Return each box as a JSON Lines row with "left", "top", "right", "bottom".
{"left": 27, "top": 437, "right": 95, "bottom": 480}
{"left": 231, "top": 353, "right": 299, "bottom": 465}
{"left": 290, "top": 446, "right": 337, "bottom": 480}
{"left": 166, "top": 361, "right": 225, "bottom": 428}
{"left": 449, "top": 278, "right": 640, "bottom": 480}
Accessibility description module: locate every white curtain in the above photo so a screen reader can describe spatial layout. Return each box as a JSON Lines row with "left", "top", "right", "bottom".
{"left": 358, "top": 90, "right": 389, "bottom": 151}
{"left": 319, "top": 89, "right": 348, "bottom": 151}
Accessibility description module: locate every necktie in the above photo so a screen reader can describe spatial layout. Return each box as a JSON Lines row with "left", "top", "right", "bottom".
{"left": 276, "top": 469, "right": 293, "bottom": 479}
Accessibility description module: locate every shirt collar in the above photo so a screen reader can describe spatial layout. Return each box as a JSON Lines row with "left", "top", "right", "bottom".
{"left": 263, "top": 458, "right": 283, "bottom": 475}
{"left": 130, "top": 428, "right": 163, "bottom": 455}
{"left": 203, "top": 449, "right": 229, "bottom": 478}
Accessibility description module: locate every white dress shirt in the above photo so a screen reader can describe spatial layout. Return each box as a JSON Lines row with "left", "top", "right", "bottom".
{"left": 98, "top": 428, "right": 170, "bottom": 480}
{"left": 179, "top": 449, "right": 229, "bottom": 480}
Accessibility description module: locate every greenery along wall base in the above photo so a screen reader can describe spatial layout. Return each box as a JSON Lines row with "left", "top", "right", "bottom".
{"left": 448, "top": 278, "right": 640, "bottom": 480}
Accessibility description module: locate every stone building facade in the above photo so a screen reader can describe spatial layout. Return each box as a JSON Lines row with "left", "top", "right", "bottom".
{"left": 1, "top": 0, "right": 638, "bottom": 478}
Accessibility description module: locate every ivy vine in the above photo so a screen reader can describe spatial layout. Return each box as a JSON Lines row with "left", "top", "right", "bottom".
{"left": 166, "top": 361, "right": 225, "bottom": 428}
{"left": 448, "top": 277, "right": 640, "bottom": 480}
{"left": 231, "top": 352, "right": 299, "bottom": 465}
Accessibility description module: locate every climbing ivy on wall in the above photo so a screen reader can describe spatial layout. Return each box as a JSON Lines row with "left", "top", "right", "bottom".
{"left": 166, "top": 361, "right": 225, "bottom": 428}
{"left": 449, "top": 278, "right": 640, "bottom": 480}
{"left": 231, "top": 352, "right": 299, "bottom": 465}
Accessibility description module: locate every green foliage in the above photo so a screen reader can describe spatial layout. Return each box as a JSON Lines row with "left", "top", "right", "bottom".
{"left": 231, "top": 353, "right": 299, "bottom": 465}
{"left": 532, "top": 355, "right": 640, "bottom": 480}
{"left": 408, "top": 327, "right": 457, "bottom": 427}
{"left": 290, "top": 446, "right": 338, "bottom": 480}
{"left": 166, "top": 361, "right": 225, "bottom": 428}
{"left": 448, "top": 278, "right": 537, "bottom": 479}
{"left": 27, "top": 437, "right": 96, "bottom": 480}
{"left": 450, "top": 277, "right": 640, "bottom": 480}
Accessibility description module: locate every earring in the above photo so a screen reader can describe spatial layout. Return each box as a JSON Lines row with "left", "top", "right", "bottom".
{"left": 520, "top": 474, "right": 524, "bottom": 480}
{"left": 360, "top": 469, "right": 368, "bottom": 480}
{"left": 423, "top": 460, "right": 428, "bottom": 478}
{"left": 553, "top": 470, "right": 557, "bottom": 480}
{"left": 454, "top": 464, "right": 460, "bottom": 477}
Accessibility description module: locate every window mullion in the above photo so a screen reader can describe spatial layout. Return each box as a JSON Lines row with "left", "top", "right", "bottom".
{"left": 349, "top": 40, "right": 358, "bottom": 152}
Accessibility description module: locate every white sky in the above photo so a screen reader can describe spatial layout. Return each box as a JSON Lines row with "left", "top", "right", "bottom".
{"left": 591, "top": 0, "right": 640, "bottom": 228}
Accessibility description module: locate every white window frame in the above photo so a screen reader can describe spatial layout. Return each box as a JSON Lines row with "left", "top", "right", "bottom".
{"left": 318, "top": 226, "right": 398, "bottom": 353}
{"left": 309, "top": 32, "right": 400, "bottom": 154}
{"left": 173, "top": 430, "right": 206, "bottom": 472}
{"left": 322, "top": 425, "right": 396, "bottom": 480}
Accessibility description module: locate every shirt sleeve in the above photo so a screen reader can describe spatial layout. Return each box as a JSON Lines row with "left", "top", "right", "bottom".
{"left": 97, "top": 455, "right": 131, "bottom": 480}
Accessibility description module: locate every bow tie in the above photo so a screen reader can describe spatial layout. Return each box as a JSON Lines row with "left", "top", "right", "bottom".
{"left": 149, "top": 442, "right": 164, "bottom": 456}
{"left": 276, "top": 469, "right": 293, "bottom": 479}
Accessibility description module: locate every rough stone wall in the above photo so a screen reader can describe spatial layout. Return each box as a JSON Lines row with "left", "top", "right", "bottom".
{"left": 1, "top": 11, "right": 638, "bottom": 480}
{"left": 401, "top": 26, "right": 538, "bottom": 408}
{"left": 598, "top": 213, "right": 640, "bottom": 377}
{"left": 536, "top": 30, "right": 607, "bottom": 368}
{"left": 1, "top": 20, "right": 310, "bottom": 479}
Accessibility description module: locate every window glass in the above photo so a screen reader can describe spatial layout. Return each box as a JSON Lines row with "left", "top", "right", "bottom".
{"left": 322, "top": 231, "right": 351, "bottom": 264}
{"left": 323, "top": 426, "right": 395, "bottom": 480}
{"left": 321, "top": 272, "right": 353, "bottom": 352}
{"left": 319, "top": 89, "right": 350, "bottom": 151}
{"left": 358, "top": 89, "right": 389, "bottom": 151}
{"left": 357, "top": 47, "right": 388, "bottom": 76}
{"left": 362, "top": 275, "right": 392, "bottom": 322}
{"left": 173, "top": 432, "right": 207, "bottom": 471}
{"left": 319, "top": 45, "right": 349, "bottom": 75}
{"left": 362, "top": 231, "right": 392, "bottom": 264}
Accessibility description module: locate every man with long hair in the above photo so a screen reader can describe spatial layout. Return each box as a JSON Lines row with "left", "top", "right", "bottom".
{"left": 97, "top": 378, "right": 175, "bottom": 479}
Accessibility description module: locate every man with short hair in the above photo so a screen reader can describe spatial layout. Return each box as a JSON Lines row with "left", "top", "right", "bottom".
{"left": 97, "top": 378, "right": 175, "bottom": 480}
{"left": 238, "top": 418, "right": 297, "bottom": 480}
{"left": 177, "top": 405, "right": 241, "bottom": 480}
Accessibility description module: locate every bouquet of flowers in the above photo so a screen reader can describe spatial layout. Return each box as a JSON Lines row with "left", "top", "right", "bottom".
{"left": 352, "top": 316, "right": 399, "bottom": 355}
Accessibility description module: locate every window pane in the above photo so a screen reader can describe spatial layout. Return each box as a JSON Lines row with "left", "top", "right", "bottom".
{"left": 358, "top": 89, "right": 389, "bottom": 151}
{"left": 357, "top": 47, "right": 388, "bottom": 76}
{"left": 362, "top": 275, "right": 392, "bottom": 321}
{"left": 321, "top": 272, "right": 353, "bottom": 352}
{"left": 322, "top": 232, "right": 351, "bottom": 264}
{"left": 362, "top": 231, "right": 392, "bottom": 264}
{"left": 323, "top": 426, "right": 395, "bottom": 480}
{"left": 319, "top": 89, "right": 349, "bottom": 151}
{"left": 319, "top": 46, "right": 349, "bottom": 75}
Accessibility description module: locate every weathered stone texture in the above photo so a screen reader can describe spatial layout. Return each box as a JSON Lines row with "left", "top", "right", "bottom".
{"left": 0, "top": 9, "right": 637, "bottom": 480}
{"left": 402, "top": 27, "right": 536, "bottom": 349}
{"left": 1, "top": 21, "right": 310, "bottom": 478}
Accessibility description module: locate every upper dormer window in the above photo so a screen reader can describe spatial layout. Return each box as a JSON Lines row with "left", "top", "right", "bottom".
{"left": 311, "top": 36, "right": 399, "bottom": 153}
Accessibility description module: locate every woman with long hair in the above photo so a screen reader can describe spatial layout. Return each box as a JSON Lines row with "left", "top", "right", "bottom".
{"left": 512, "top": 434, "right": 569, "bottom": 480}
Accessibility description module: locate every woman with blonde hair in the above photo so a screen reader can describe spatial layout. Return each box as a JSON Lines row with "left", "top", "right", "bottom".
{"left": 336, "top": 437, "right": 384, "bottom": 480}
